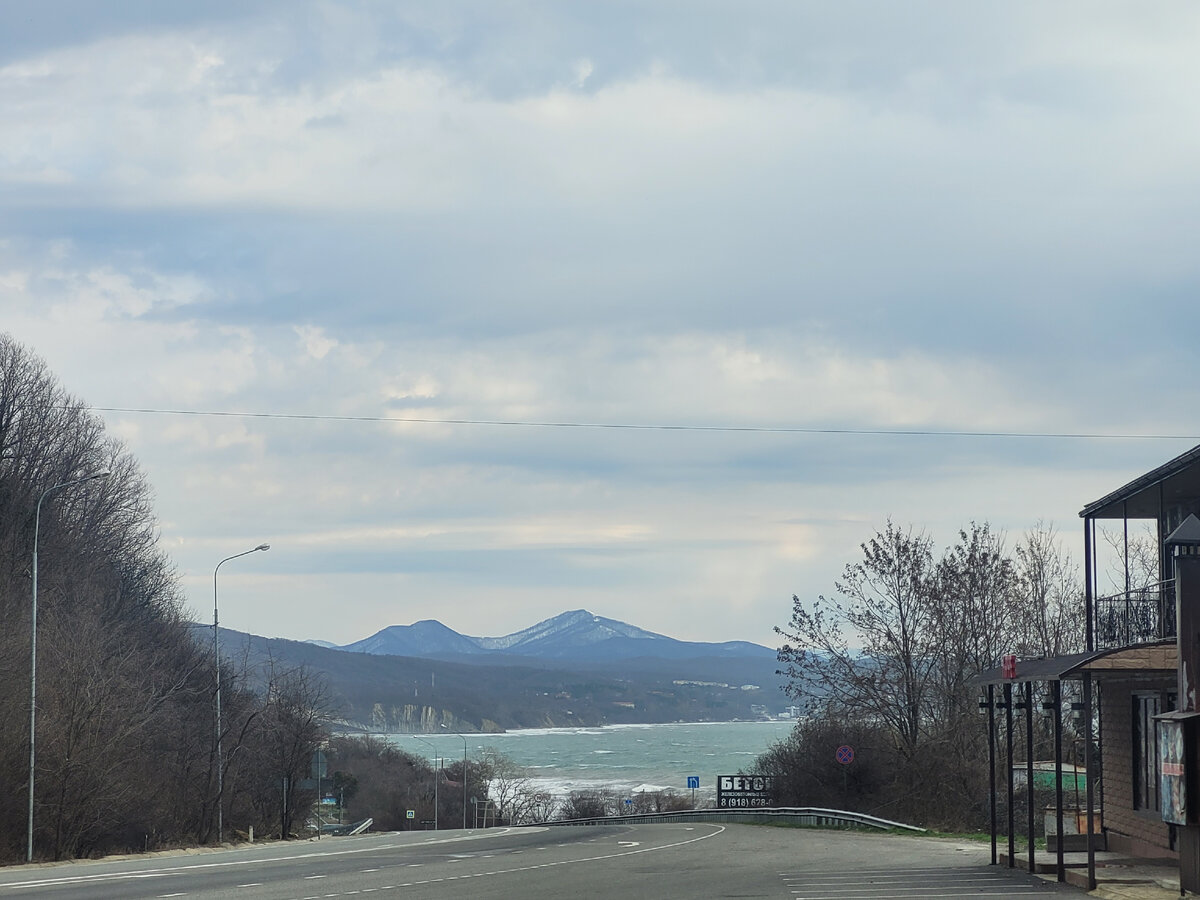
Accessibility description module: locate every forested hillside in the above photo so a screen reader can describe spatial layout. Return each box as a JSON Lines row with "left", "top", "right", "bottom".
{"left": 217, "top": 627, "right": 784, "bottom": 731}
{"left": 0, "top": 335, "right": 327, "bottom": 862}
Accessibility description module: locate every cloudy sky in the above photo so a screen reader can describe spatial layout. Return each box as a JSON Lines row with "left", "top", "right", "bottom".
{"left": 3, "top": 2, "right": 1199, "bottom": 647}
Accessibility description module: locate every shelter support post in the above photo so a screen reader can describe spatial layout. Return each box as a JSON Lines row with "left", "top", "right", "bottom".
{"left": 1025, "top": 681, "right": 1035, "bottom": 874}
{"left": 988, "top": 684, "right": 997, "bottom": 866}
{"left": 1053, "top": 679, "right": 1065, "bottom": 883}
{"left": 1083, "top": 672, "right": 1096, "bottom": 891}
{"left": 1006, "top": 682, "right": 1015, "bottom": 867}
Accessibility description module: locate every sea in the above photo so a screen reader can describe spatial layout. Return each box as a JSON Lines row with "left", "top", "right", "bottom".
{"left": 379, "top": 720, "right": 796, "bottom": 801}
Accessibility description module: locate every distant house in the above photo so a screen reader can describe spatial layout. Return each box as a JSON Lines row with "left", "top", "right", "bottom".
{"left": 975, "top": 444, "right": 1200, "bottom": 888}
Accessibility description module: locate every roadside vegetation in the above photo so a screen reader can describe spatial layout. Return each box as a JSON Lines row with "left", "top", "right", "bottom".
{"left": 761, "top": 520, "right": 1090, "bottom": 831}
{"left": 0, "top": 335, "right": 345, "bottom": 862}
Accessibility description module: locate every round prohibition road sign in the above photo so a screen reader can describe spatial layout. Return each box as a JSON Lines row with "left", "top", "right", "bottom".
{"left": 835, "top": 744, "right": 855, "bottom": 765}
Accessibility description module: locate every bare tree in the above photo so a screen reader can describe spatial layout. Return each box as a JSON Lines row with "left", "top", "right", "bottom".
{"left": 477, "top": 747, "right": 546, "bottom": 825}
{"left": 0, "top": 334, "right": 216, "bottom": 861}
{"left": 773, "top": 518, "right": 1077, "bottom": 830}
{"left": 1098, "top": 521, "right": 1160, "bottom": 594}
{"left": 1012, "top": 522, "right": 1084, "bottom": 658}
{"left": 776, "top": 520, "right": 938, "bottom": 762}
{"left": 231, "top": 662, "right": 330, "bottom": 838}
{"left": 558, "top": 791, "right": 611, "bottom": 820}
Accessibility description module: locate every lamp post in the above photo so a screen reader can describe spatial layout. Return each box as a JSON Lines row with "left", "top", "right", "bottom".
{"left": 28, "top": 470, "right": 110, "bottom": 863}
{"left": 213, "top": 543, "right": 270, "bottom": 844}
{"left": 441, "top": 725, "right": 469, "bottom": 829}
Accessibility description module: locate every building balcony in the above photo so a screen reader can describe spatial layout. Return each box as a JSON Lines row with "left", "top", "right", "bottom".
{"left": 1094, "top": 579, "right": 1176, "bottom": 650}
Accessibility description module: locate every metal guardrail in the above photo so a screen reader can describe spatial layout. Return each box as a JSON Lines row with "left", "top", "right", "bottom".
{"left": 1095, "top": 579, "right": 1175, "bottom": 649}
{"left": 320, "top": 817, "right": 374, "bottom": 836}
{"left": 533, "top": 807, "right": 925, "bottom": 832}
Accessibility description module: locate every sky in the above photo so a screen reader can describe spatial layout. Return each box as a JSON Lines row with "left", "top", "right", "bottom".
{"left": 3, "top": 2, "right": 1200, "bottom": 648}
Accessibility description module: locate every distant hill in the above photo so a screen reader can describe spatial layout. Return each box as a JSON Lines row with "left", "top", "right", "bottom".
{"left": 205, "top": 611, "right": 787, "bottom": 733}
{"left": 335, "top": 609, "right": 777, "bottom": 663}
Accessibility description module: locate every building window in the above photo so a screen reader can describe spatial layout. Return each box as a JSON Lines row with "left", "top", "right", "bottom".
{"left": 1133, "top": 691, "right": 1177, "bottom": 812}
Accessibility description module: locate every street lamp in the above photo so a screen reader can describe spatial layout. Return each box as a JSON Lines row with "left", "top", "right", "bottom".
{"left": 441, "top": 725, "right": 469, "bottom": 829}
{"left": 28, "top": 469, "right": 110, "bottom": 863}
{"left": 213, "top": 543, "right": 270, "bottom": 843}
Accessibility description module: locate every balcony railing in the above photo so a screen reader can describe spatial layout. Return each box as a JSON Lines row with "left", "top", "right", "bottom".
{"left": 1094, "top": 579, "right": 1175, "bottom": 650}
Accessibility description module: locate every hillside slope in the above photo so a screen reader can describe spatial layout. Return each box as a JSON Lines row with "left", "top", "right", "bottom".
{"left": 215, "top": 625, "right": 787, "bottom": 732}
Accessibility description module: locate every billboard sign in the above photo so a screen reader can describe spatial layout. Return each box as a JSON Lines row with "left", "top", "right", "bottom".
{"left": 717, "top": 774, "right": 774, "bottom": 808}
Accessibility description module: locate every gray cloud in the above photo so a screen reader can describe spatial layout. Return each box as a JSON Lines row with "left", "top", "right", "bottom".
{"left": 3, "top": 2, "right": 1199, "bottom": 644}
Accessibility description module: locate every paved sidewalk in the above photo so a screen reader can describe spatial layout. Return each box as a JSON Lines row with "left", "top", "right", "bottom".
{"left": 1084, "top": 859, "right": 1180, "bottom": 900}
{"left": 1043, "top": 855, "right": 1179, "bottom": 898}
{"left": 1001, "top": 848, "right": 1182, "bottom": 898}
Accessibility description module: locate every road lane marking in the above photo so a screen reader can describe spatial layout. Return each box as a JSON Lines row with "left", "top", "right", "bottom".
{"left": 0, "top": 829, "right": 534, "bottom": 891}
{"left": 365, "top": 825, "right": 726, "bottom": 891}
{"left": 781, "top": 866, "right": 1053, "bottom": 898}
{"left": 0, "top": 825, "right": 712, "bottom": 896}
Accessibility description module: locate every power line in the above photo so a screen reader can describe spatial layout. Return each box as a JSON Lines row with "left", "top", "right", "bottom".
{"left": 85, "top": 406, "right": 1199, "bottom": 441}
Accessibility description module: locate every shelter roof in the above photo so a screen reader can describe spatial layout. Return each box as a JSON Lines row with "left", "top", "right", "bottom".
{"left": 1080, "top": 442, "right": 1200, "bottom": 520}
{"left": 972, "top": 642, "right": 1176, "bottom": 686}
{"left": 972, "top": 651, "right": 1101, "bottom": 686}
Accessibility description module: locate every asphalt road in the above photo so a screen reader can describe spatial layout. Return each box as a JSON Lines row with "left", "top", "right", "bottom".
{"left": 0, "top": 825, "right": 1085, "bottom": 899}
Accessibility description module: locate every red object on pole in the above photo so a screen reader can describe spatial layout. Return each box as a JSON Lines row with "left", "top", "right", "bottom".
{"left": 1001, "top": 654, "right": 1017, "bottom": 679}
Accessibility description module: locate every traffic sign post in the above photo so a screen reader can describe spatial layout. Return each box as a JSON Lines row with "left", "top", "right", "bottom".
{"left": 687, "top": 776, "right": 699, "bottom": 806}
{"left": 835, "top": 745, "right": 854, "bottom": 804}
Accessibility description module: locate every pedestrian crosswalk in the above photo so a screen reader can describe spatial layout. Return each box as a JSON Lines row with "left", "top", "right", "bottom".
{"left": 780, "top": 865, "right": 1065, "bottom": 898}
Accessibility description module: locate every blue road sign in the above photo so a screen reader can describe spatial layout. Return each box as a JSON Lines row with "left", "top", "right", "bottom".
{"left": 836, "top": 744, "right": 855, "bottom": 765}
{"left": 687, "top": 776, "right": 700, "bottom": 789}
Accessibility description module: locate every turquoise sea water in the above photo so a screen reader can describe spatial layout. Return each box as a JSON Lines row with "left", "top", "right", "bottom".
{"left": 381, "top": 720, "right": 796, "bottom": 800}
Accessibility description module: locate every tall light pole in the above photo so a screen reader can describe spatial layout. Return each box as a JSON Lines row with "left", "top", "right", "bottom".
{"left": 213, "top": 543, "right": 269, "bottom": 844}
{"left": 28, "top": 470, "right": 110, "bottom": 863}
{"left": 441, "top": 725, "right": 469, "bottom": 829}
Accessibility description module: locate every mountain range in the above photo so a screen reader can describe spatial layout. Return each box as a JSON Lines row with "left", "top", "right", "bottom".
{"left": 323, "top": 609, "right": 775, "bottom": 663}
{"left": 210, "top": 610, "right": 786, "bottom": 733}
